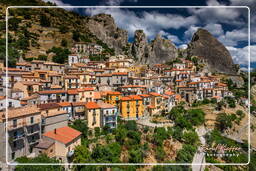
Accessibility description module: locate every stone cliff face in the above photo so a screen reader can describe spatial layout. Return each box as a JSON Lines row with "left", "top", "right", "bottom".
{"left": 86, "top": 14, "right": 128, "bottom": 54}
{"left": 86, "top": 15, "right": 235, "bottom": 73}
{"left": 187, "top": 28, "right": 236, "bottom": 74}
{"left": 131, "top": 30, "right": 178, "bottom": 65}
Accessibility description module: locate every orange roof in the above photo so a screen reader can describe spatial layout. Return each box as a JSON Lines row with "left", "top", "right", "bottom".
{"left": 175, "top": 80, "right": 182, "bottom": 82}
{"left": 58, "top": 102, "right": 71, "bottom": 107}
{"left": 148, "top": 105, "right": 155, "bottom": 109}
{"left": 121, "top": 97, "right": 131, "bottom": 101}
{"left": 175, "top": 94, "right": 181, "bottom": 100}
{"left": 85, "top": 102, "right": 100, "bottom": 109}
{"left": 162, "top": 95, "right": 169, "bottom": 99}
{"left": 77, "top": 87, "right": 94, "bottom": 92}
{"left": 217, "top": 83, "right": 227, "bottom": 87}
{"left": 121, "top": 95, "right": 142, "bottom": 101}
{"left": 37, "top": 90, "right": 66, "bottom": 94}
{"left": 43, "top": 126, "right": 81, "bottom": 145}
{"left": 149, "top": 92, "right": 161, "bottom": 96}
{"left": 129, "top": 95, "right": 142, "bottom": 100}
{"left": 94, "top": 92, "right": 102, "bottom": 99}
{"left": 121, "top": 85, "right": 146, "bottom": 88}
{"left": 188, "top": 82, "right": 198, "bottom": 85}
{"left": 67, "top": 89, "right": 78, "bottom": 95}
{"left": 112, "top": 72, "right": 128, "bottom": 76}
{"left": 0, "top": 105, "right": 40, "bottom": 121}
{"left": 107, "top": 91, "right": 121, "bottom": 95}
{"left": 138, "top": 94, "right": 150, "bottom": 98}
{"left": 97, "top": 102, "right": 116, "bottom": 109}
{"left": 165, "top": 91, "right": 175, "bottom": 96}
{"left": 72, "top": 102, "right": 87, "bottom": 106}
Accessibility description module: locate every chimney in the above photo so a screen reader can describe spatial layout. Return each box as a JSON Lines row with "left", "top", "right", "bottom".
{"left": 54, "top": 128, "right": 57, "bottom": 134}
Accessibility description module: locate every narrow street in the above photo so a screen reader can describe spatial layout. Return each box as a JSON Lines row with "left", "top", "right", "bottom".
{"left": 192, "top": 126, "right": 208, "bottom": 171}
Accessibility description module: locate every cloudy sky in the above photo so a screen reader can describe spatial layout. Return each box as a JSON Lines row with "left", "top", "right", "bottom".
{"left": 44, "top": 0, "right": 256, "bottom": 71}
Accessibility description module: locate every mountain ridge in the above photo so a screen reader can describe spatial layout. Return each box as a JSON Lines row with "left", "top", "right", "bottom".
{"left": 0, "top": 0, "right": 237, "bottom": 74}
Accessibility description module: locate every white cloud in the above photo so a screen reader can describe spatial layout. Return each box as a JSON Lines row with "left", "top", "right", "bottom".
{"left": 226, "top": 45, "right": 256, "bottom": 66}
{"left": 188, "top": 0, "right": 246, "bottom": 26}
{"left": 85, "top": 8, "right": 198, "bottom": 40}
{"left": 42, "top": 0, "right": 74, "bottom": 10}
{"left": 178, "top": 44, "right": 188, "bottom": 49}
{"left": 218, "top": 28, "right": 248, "bottom": 46}
{"left": 102, "top": 0, "right": 138, "bottom": 5}
{"left": 158, "top": 30, "right": 181, "bottom": 45}
{"left": 183, "top": 24, "right": 248, "bottom": 47}
{"left": 184, "top": 26, "right": 199, "bottom": 41}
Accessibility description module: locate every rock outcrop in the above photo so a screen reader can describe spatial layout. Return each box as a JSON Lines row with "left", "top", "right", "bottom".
{"left": 86, "top": 14, "right": 128, "bottom": 54}
{"left": 187, "top": 28, "right": 236, "bottom": 74}
{"left": 132, "top": 30, "right": 178, "bottom": 65}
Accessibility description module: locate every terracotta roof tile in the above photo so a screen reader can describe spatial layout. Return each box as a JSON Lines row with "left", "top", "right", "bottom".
{"left": 0, "top": 105, "right": 40, "bottom": 120}
{"left": 38, "top": 103, "right": 60, "bottom": 110}
{"left": 67, "top": 89, "right": 78, "bottom": 95}
{"left": 43, "top": 126, "right": 81, "bottom": 145}
{"left": 149, "top": 92, "right": 161, "bottom": 96}
{"left": 85, "top": 102, "right": 100, "bottom": 109}
{"left": 58, "top": 102, "right": 71, "bottom": 107}
{"left": 37, "top": 90, "right": 66, "bottom": 94}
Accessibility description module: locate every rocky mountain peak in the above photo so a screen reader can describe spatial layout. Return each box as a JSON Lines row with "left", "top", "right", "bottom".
{"left": 132, "top": 30, "right": 178, "bottom": 65}
{"left": 86, "top": 13, "right": 128, "bottom": 54}
{"left": 187, "top": 28, "right": 236, "bottom": 74}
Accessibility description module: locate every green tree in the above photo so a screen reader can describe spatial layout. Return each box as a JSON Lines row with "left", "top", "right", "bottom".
{"left": 186, "top": 109, "right": 205, "bottom": 126}
{"left": 153, "top": 127, "right": 169, "bottom": 146}
{"left": 176, "top": 144, "right": 197, "bottom": 163}
{"left": 94, "top": 127, "right": 101, "bottom": 137}
{"left": 69, "top": 119, "right": 88, "bottom": 138}
{"left": 182, "top": 130, "right": 199, "bottom": 145}
{"left": 47, "top": 46, "right": 70, "bottom": 64}
{"left": 58, "top": 25, "right": 68, "bottom": 34}
{"left": 38, "top": 55, "right": 47, "bottom": 61}
{"left": 128, "top": 149, "right": 143, "bottom": 163}
{"left": 125, "top": 120, "right": 137, "bottom": 131}
{"left": 91, "top": 143, "right": 121, "bottom": 163}
{"left": 115, "top": 127, "right": 127, "bottom": 145}
{"left": 127, "top": 130, "right": 141, "bottom": 145}
{"left": 155, "top": 146, "right": 165, "bottom": 161}
{"left": 39, "top": 14, "right": 51, "bottom": 27}
{"left": 216, "top": 113, "right": 235, "bottom": 132}
{"left": 72, "top": 30, "right": 80, "bottom": 42}
{"left": 15, "top": 154, "right": 63, "bottom": 171}
{"left": 61, "top": 39, "right": 68, "bottom": 47}
{"left": 8, "top": 17, "right": 21, "bottom": 31}
{"left": 73, "top": 145, "right": 91, "bottom": 163}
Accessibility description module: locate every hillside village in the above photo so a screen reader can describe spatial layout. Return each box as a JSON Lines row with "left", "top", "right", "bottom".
{"left": 0, "top": 39, "right": 251, "bottom": 166}
{"left": 0, "top": 1, "right": 255, "bottom": 171}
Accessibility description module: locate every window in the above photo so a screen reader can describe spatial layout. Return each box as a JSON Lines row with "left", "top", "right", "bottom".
{"left": 11, "top": 152, "right": 15, "bottom": 160}
{"left": 9, "top": 102, "right": 12, "bottom": 107}
{"left": 13, "top": 119, "right": 17, "bottom": 127}
{"left": 30, "top": 117, "right": 34, "bottom": 124}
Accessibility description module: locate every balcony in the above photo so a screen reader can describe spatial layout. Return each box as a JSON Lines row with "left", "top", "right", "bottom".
{"left": 28, "top": 139, "right": 39, "bottom": 145}
{"left": 8, "top": 122, "right": 26, "bottom": 130}
{"left": 12, "top": 133, "right": 25, "bottom": 141}
{"left": 26, "top": 129, "right": 40, "bottom": 136}
{"left": 26, "top": 119, "right": 40, "bottom": 126}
